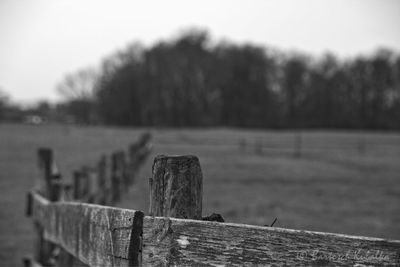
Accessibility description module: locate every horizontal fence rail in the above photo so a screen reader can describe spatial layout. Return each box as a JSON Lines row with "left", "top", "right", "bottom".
{"left": 29, "top": 191, "right": 400, "bottom": 266}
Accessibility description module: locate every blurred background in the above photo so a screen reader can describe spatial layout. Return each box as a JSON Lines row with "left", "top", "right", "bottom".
{"left": 1, "top": 0, "right": 400, "bottom": 265}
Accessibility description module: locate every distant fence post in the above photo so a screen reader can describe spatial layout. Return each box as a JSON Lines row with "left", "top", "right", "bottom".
{"left": 128, "top": 143, "right": 139, "bottom": 185}
{"left": 73, "top": 170, "right": 83, "bottom": 200}
{"left": 111, "top": 152, "right": 122, "bottom": 203}
{"left": 37, "top": 148, "right": 53, "bottom": 197}
{"left": 255, "top": 139, "right": 263, "bottom": 155}
{"left": 129, "top": 133, "right": 153, "bottom": 185}
{"left": 98, "top": 155, "right": 108, "bottom": 205}
{"left": 358, "top": 134, "right": 366, "bottom": 156}
{"left": 87, "top": 167, "right": 99, "bottom": 203}
{"left": 294, "top": 131, "right": 303, "bottom": 158}
{"left": 118, "top": 151, "right": 129, "bottom": 191}
{"left": 239, "top": 138, "right": 246, "bottom": 153}
{"left": 149, "top": 155, "right": 203, "bottom": 219}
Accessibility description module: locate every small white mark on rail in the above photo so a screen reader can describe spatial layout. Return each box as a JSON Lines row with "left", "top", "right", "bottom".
{"left": 177, "top": 235, "right": 190, "bottom": 248}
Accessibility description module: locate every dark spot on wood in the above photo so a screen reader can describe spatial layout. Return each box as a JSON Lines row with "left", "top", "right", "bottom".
{"left": 26, "top": 191, "right": 33, "bottom": 217}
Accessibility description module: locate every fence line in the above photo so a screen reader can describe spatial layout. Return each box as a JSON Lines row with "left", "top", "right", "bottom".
{"left": 25, "top": 133, "right": 152, "bottom": 267}
{"left": 25, "top": 135, "right": 400, "bottom": 266}
{"left": 29, "top": 192, "right": 143, "bottom": 267}
{"left": 27, "top": 190, "right": 400, "bottom": 266}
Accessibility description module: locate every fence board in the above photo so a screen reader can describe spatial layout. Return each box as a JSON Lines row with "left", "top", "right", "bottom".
{"left": 31, "top": 192, "right": 143, "bottom": 267}
{"left": 142, "top": 216, "right": 400, "bottom": 266}
{"left": 31, "top": 192, "right": 400, "bottom": 266}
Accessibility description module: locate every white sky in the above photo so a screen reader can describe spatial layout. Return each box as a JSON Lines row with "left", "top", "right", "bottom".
{"left": 1, "top": 0, "right": 400, "bottom": 104}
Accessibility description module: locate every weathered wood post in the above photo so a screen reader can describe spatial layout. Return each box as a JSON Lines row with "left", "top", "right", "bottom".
{"left": 111, "top": 152, "right": 122, "bottom": 203}
{"left": 128, "top": 143, "right": 139, "bottom": 186}
{"left": 61, "top": 184, "right": 73, "bottom": 201}
{"left": 81, "top": 166, "right": 90, "bottom": 201}
{"left": 117, "top": 151, "right": 129, "bottom": 191}
{"left": 136, "top": 133, "right": 152, "bottom": 168}
{"left": 129, "top": 133, "right": 152, "bottom": 186}
{"left": 87, "top": 167, "right": 99, "bottom": 203}
{"left": 34, "top": 148, "right": 61, "bottom": 266}
{"left": 97, "top": 155, "right": 107, "bottom": 205}
{"left": 149, "top": 155, "right": 203, "bottom": 219}
{"left": 73, "top": 170, "right": 83, "bottom": 200}
{"left": 37, "top": 148, "right": 53, "bottom": 196}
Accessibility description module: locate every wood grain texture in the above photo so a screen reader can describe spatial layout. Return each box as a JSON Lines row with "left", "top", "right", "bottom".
{"left": 142, "top": 216, "right": 400, "bottom": 266}
{"left": 150, "top": 155, "right": 202, "bottom": 220}
{"left": 31, "top": 192, "right": 143, "bottom": 267}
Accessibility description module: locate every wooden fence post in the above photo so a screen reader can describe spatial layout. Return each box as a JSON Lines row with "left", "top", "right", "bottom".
{"left": 73, "top": 168, "right": 89, "bottom": 201}
{"left": 81, "top": 166, "right": 90, "bottom": 201}
{"left": 98, "top": 155, "right": 106, "bottom": 204}
{"left": 128, "top": 143, "right": 139, "bottom": 186}
{"left": 149, "top": 155, "right": 203, "bottom": 219}
{"left": 358, "top": 134, "right": 366, "bottom": 156}
{"left": 37, "top": 148, "right": 53, "bottom": 196}
{"left": 98, "top": 155, "right": 113, "bottom": 205}
{"left": 61, "top": 184, "right": 73, "bottom": 201}
{"left": 255, "top": 139, "right": 263, "bottom": 155}
{"left": 87, "top": 167, "right": 99, "bottom": 203}
{"left": 294, "top": 131, "right": 303, "bottom": 158}
{"left": 239, "top": 138, "right": 246, "bottom": 153}
{"left": 129, "top": 133, "right": 152, "bottom": 186}
{"left": 111, "top": 152, "right": 122, "bottom": 203}
{"left": 117, "top": 151, "right": 129, "bottom": 191}
{"left": 35, "top": 148, "right": 62, "bottom": 266}
{"left": 73, "top": 170, "right": 82, "bottom": 200}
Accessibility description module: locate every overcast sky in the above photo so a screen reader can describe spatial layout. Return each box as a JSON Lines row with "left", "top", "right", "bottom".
{"left": 1, "top": 0, "right": 400, "bottom": 104}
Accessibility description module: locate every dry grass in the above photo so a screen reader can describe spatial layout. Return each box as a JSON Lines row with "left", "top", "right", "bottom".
{"left": 1, "top": 123, "right": 399, "bottom": 266}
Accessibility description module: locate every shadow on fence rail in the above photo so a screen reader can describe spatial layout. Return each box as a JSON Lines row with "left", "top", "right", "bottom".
{"left": 25, "top": 132, "right": 400, "bottom": 266}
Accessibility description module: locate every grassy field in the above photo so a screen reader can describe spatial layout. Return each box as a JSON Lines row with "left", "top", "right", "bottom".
{"left": 1, "top": 123, "right": 399, "bottom": 266}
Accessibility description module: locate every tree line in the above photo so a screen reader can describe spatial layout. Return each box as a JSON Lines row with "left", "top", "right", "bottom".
{"left": 3, "top": 29, "right": 399, "bottom": 129}
{"left": 93, "top": 30, "right": 400, "bottom": 129}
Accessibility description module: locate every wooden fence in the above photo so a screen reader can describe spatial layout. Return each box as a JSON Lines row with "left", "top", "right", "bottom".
{"left": 25, "top": 132, "right": 152, "bottom": 266}
{"left": 25, "top": 134, "right": 400, "bottom": 266}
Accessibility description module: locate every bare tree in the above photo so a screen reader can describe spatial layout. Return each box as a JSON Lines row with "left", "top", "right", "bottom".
{"left": 57, "top": 67, "right": 98, "bottom": 101}
{"left": 56, "top": 68, "right": 98, "bottom": 124}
